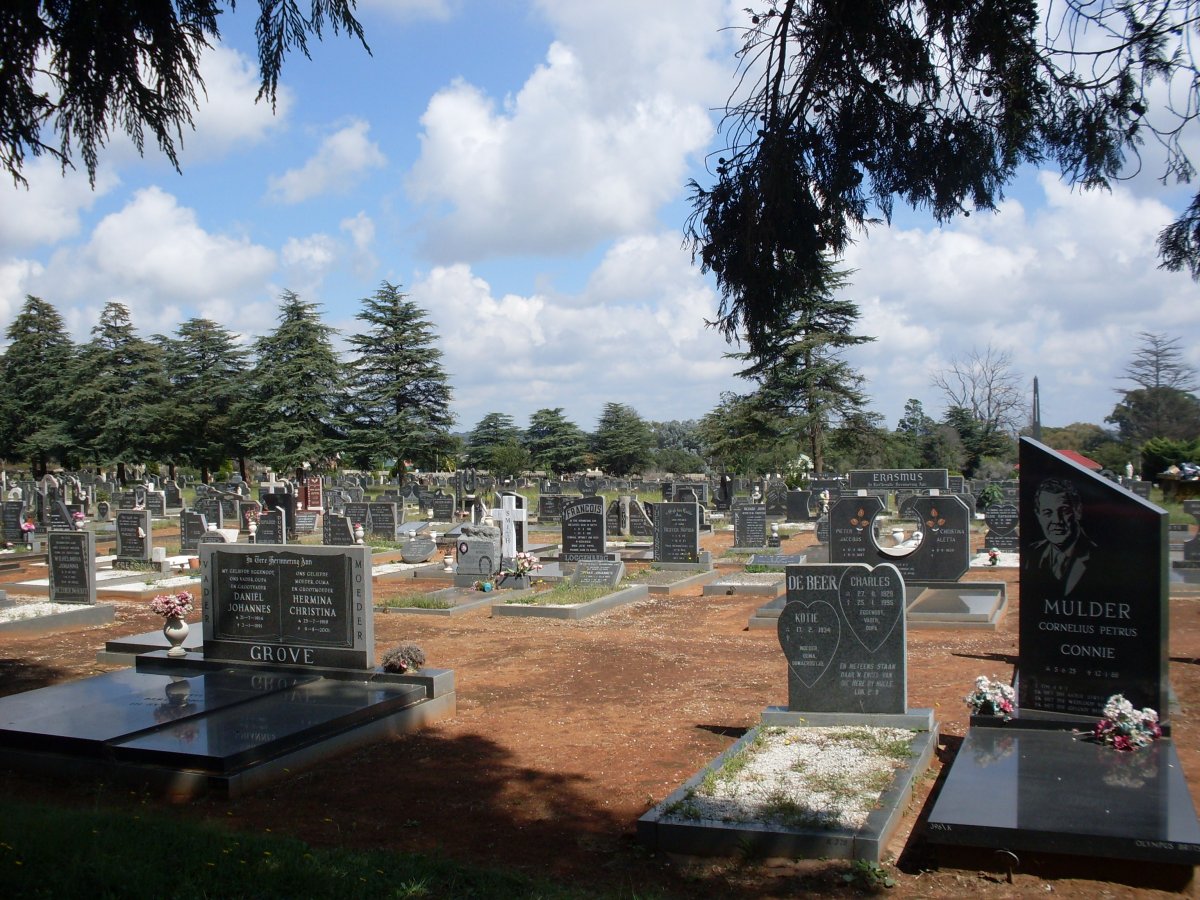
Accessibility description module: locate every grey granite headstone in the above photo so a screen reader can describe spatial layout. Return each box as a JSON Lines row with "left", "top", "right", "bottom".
{"left": 256, "top": 508, "right": 286, "bottom": 544}
{"left": 572, "top": 558, "right": 624, "bottom": 587}
{"left": 778, "top": 562, "right": 906, "bottom": 714}
{"left": 456, "top": 533, "right": 500, "bottom": 576}
{"left": 322, "top": 515, "right": 356, "bottom": 546}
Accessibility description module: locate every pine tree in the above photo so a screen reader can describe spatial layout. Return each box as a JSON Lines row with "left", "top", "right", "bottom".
{"left": 592, "top": 403, "right": 654, "bottom": 476}
{"left": 341, "top": 282, "right": 455, "bottom": 472}
{"left": 0, "top": 295, "right": 77, "bottom": 476}
{"left": 239, "top": 291, "right": 345, "bottom": 473}
{"left": 525, "top": 408, "right": 587, "bottom": 475}
{"left": 730, "top": 256, "right": 872, "bottom": 474}
{"left": 465, "top": 413, "right": 523, "bottom": 470}
{"left": 161, "top": 318, "right": 251, "bottom": 482}
{"left": 65, "top": 302, "right": 169, "bottom": 481}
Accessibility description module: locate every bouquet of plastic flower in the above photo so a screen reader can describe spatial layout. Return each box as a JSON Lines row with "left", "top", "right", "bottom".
{"left": 1090, "top": 694, "right": 1161, "bottom": 751}
{"left": 150, "top": 591, "right": 194, "bottom": 620}
{"left": 964, "top": 675, "right": 1015, "bottom": 719}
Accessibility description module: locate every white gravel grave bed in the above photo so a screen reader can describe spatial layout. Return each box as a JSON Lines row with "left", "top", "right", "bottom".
{"left": 663, "top": 725, "right": 916, "bottom": 831}
{"left": 0, "top": 600, "right": 91, "bottom": 622}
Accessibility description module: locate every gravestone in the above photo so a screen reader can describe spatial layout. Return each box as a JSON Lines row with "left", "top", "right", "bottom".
{"left": 629, "top": 499, "right": 655, "bottom": 537}
{"left": 256, "top": 509, "right": 286, "bottom": 544}
{"left": 179, "top": 510, "right": 207, "bottom": 552}
{"left": 294, "top": 511, "right": 319, "bottom": 534}
{"left": 538, "top": 494, "right": 565, "bottom": 521}
{"left": 95, "top": 500, "right": 111, "bottom": 522}
{"left": 561, "top": 496, "right": 607, "bottom": 561}
{"left": 572, "top": 558, "right": 625, "bottom": 588}
{"left": 1018, "top": 436, "right": 1167, "bottom": 717}
{"left": 201, "top": 543, "right": 373, "bottom": 669}
{"left": 430, "top": 491, "right": 455, "bottom": 522}
{"left": 983, "top": 503, "right": 1020, "bottom": 552}
{"left": 195, "top": 497, "right": 222, "bottom": 529}
{"left": 2, "top": 500, "right": 26, "bottom": 543}
{"left": 163, "top": 480, "right": 182, "bottom": 509}
{"left": 786, "top": 489, "right": 815, "bottom": 522}
{"left": 848, "top": 469, "right": 949, "bottom": 492}
{"left": 713, "top": 474, "right": 734, "bottom": 511}
{"left": 118, "top": 492, "right": 137, "bottom": 510}
{"left": 765, "top": 479, "right": 788, "bottom": 516}
{"left": 304, "top": 474, "right": 323, "bottom": 511}
{"left": 733, "top": 501, "right": 767, "bottom": 548}
{"left": 606, "top": 498, "right": 625, "bottom": 536}
{"left": 322, "top": 515, "right": 356, "bottom": 546}
{"left": 777, "top": 563, "right": 907, "bottom": 713}
{"left": 456, "top": 525, "right": 501, "bottom": 577}
{"left": 1127, "top": 480, "right": 1153, "bottom": 500}
{"left": 829, "top": 494, "right": 971, "bottom": 582}
{"left": 239, "top": 500, "right": 263, "bottom": 532}
{"left": 815, "top": 515, "right": 830, "bottom": 544}
{"left": 489, "top": 494, "right": 528, "bottom": 556}
{"left": 261, "top": 492, "right": 298, "bottom": 538}
{"left": 401, "top": 534, "right": 438, "bottom": 563}
{"left": 48, "top": 530, "right": 97, "bottom": 605}
{"left": 218, "top": 493, "right": 239, "bottom": 523}
{"left": 366, "top": 502, "right": 399, "bottom": 538}
{"left": 653, "top": 502, "right": 700, "bottom": 563}
{"left": 344, "top": 502, "right": 370, "bottom": 531}
{"left": 145, "top": 491, "right": 167, "bottom": 518}
{"left": 113, "top": 509, "right": 152, "bottom": 568}
{"left": 47, "top": 499, "right": 74, "bottom": 531}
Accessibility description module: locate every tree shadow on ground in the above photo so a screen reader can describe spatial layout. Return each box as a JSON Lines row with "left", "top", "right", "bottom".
{"left": 0, "top": 657, "right": 73, "bottom": 697}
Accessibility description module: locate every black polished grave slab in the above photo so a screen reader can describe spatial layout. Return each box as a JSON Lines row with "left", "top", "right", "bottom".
{"left": 926, "top": 726, "right": 1200, "bottom": 865}
{"left": 0, "top": 667, "right": 312, "bottom": 755}
{"left": 113, "top": 676, "right": 426, "bottom": 773}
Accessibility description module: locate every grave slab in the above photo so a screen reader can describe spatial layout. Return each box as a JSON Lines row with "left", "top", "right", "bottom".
{"left": 907, "top": 583, "right": 1009, "bottom": 630}
{"left": 926, "top": 725, "right": 1200, "bottom": 866}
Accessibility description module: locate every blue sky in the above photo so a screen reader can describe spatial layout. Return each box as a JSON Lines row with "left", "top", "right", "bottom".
{"left": 2, "top": 0, "right": 1198, "bottom": 441}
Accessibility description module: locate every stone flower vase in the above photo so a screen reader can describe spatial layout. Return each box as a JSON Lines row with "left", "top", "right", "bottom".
{"left": 163, "top": 615, "right": 189, "bottom": 657}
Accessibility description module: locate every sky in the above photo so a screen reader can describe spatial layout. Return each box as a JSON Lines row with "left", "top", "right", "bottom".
{"left": 2, "top": 0, "right": 1199, "bottom": 439}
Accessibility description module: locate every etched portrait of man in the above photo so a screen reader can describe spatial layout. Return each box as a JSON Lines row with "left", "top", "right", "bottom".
{"left": 1028, "top": 477, "right": 1097, "bottom": 596}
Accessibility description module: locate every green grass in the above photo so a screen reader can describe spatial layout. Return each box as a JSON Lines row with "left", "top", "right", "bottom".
{"left": 378, "top": 594, "right": 455, "bottom": 610}
{"left": 0, "top": 798, "right": 620, "bottom": 899}
{"left": 502, "top": 583, "right": 614, "bottom": 606}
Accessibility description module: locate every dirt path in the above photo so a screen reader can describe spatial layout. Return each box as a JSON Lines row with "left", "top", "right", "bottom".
{"left": 1, "top": 530, "right": 1198, "bottom": 897}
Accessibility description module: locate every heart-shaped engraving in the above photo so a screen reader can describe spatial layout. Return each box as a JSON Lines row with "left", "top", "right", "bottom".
{"left": 838, "top": 564, "right": 903, "bottom": 654}
{"left": 777, "top": 600, "right": 841, "bottom": 689}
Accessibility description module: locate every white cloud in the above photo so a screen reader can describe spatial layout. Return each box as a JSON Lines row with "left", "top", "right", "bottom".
{"left": 0, "top": 158, "right": 119, "bottom": 251}
{"left": 842, "top": 172, "right": 1196, "bottom": 429}
{"left": 268, "top": 119, "right": 386, "bottom": 204}
{"left": 183, "top": 46, "right": 294, "bottom": 162}
{"left": 410, "top": 232, "right": 741, "bottom": 429}
{"left": 407, "top": 1, "right": 730, "bottom": 261}
{"left": 15, "top": 187, "right": 277, "bottom": 338}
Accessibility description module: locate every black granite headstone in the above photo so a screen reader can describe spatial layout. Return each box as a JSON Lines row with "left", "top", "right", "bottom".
{"left": 366, "top": 502, "right": 398, "bottom": 538}
{"left": 2, "top": 500, "right": 26, "bottom": 543}
{"left": 1019, "top": 437, "right": 1167, "bottom": 718}
{"left": 629, "top": 499, "right": 654, "bottom": 537}
{"left": 431, "top": 492, "right": 455, "bottom": 522}
{"left": 733, "top": 501, "right": 767, "bottom": 548}
{"left": 322, "top": 515, "right": 356, "bottom": 546}
{"left": 256, "top": 509, "right": 286, "bottom": 544}
{"left": 195, "top": 497, "right": 222, "bottom": 529}
{"left": 114, "top": 509, "right": 151, "bottom": 566}
{"left": 653, "top": 502, "right": 700, "bottom": 563}
{"left": 848, "top": 469, "right": 948, "bottom": 491}
{"left": 829, "top": 494, "right": 971, "bottom": 582}
{"left": 538, "top": 494, "right": 565, "bottom": 521}
{"left": 561, "top": 496, "right": 607, "bottom": 561}
{"left": 48, "top": 530, "right": 96, "bottom": 604}
{"left": 180, "top": 510, "right": 207, "bottom": 552}
{"left": 201, "top": 544, "right": 373, "bottom": 670}
{"left": 984, "top": 503, "right": 1020, "bottom": 552}
{"left": 786, "top": 489, "right": 815, "bottom": 522}
{"left": 777, "top": 562, "right": 906, "bottom": 714}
